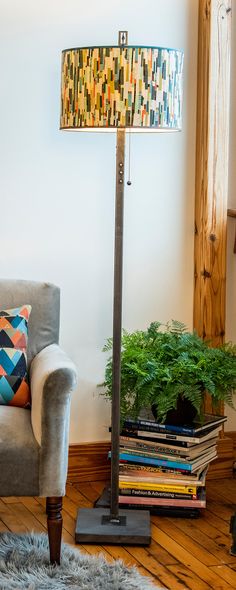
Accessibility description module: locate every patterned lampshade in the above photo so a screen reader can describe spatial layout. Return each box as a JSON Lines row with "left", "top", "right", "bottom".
{"left": 60, "top": 45, "right": 184, "bottom": 132}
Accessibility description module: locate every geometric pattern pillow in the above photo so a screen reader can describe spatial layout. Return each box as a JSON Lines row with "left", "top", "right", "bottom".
{"left": 0, "top": 305, "right": 31, "bottom": 408}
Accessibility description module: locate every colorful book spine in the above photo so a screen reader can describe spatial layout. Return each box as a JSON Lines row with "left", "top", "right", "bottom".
{"left": 124, "top": 419, "right": 196, "bottom": 435}
{"left": 121, "top": 429, "right": 192, "bottom": 447}
{"left": 110, "top": 451, "right": 193, "bottom": 471}
{"left": 119, "top": 481, "right": 197, "bottom": 494}
{"left": 119, "top": 446, "right": 187, "bottom": 461}
{"left": 120, "top": 436, "right": 189, "bottom": 456}
{"left": 119, "top": 463, "right": 194, "bottom": 476}
{"left": 118, "top": 495, "right": 206, "bottom": 508}
{"left": 119, "top": 488, "right": 197, "bottom": 500}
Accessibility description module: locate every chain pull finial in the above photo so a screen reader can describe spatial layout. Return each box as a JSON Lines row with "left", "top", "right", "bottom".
{"left": 118, "top": 31, "right": 128, "bottom": 46}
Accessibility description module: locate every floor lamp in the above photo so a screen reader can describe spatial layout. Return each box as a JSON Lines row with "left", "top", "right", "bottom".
{"left": 60, "top": 32, "right": 183, "bottom": 544}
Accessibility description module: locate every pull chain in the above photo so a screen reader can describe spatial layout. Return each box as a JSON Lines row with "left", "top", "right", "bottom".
{"left": 127, "top": 130, "right": 132, "bottom": 186}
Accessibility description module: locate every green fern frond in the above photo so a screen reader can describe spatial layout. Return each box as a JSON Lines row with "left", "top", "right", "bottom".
{"left": 100, "top": 319, "right": 236, "bottom": 424}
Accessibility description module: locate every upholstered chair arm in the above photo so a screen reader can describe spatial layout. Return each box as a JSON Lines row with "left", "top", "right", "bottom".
{"left": 30, "top": 344, "right": 78, "bottom": 497}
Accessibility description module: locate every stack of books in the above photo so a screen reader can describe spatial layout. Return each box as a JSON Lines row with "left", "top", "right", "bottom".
{"left": 110, "top": 413, "right": 227, "bottom": 517}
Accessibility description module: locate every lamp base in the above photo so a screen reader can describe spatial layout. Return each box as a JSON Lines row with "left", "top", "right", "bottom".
{"left": 75, "top": 507, "right": 151, "bottom": 544}
{"left": 94, "top": 485, "right": 111, "bottom": 509}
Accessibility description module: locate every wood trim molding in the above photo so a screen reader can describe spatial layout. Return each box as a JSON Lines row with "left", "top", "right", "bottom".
{"left": 67, "top": 438, "right": 234, "bottom": 484}
{"left": 194, "top": 0, "right": 232, "bottom": 348}
{"left": 67, "top": 442, "right": 111, "bottom": 483}
{"left": 194, "top": 0, "right": 232, "bottom": 415}
{"left": 207, "top": 436, "right": 234, "bottom": 479}
{"left": 225, "top": 431, "right": 236, "bottom": 463}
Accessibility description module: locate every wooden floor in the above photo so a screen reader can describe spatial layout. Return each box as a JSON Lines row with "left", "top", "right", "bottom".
{"left": 0, "top": 478, "right": 236, "bottom": 589}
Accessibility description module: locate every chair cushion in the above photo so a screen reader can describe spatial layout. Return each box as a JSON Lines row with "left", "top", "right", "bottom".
{"left": 0, "top": 305, "right": 31, "bottom": 407}
{"left": 0, "top": 406, "right": 39, "bottom": 496}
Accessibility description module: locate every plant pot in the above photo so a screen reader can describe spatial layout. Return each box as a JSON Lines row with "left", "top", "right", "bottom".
{"left": 152, "top": 396, "right": 197, "bottom": 426}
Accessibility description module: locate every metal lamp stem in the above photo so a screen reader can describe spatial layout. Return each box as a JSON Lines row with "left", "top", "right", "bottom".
{"left": 110, "top": 128, "right": 126, "bottom": 519}
{"left": 74, "top": 128, "right": 151, "bottom": 543}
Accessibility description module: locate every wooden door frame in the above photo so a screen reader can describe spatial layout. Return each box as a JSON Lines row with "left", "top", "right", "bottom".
{"left": 194, "top": 0, "right": 232, "bottom": 349}
{"left": 194, "top": 0, "right": 232, "bottom": 421}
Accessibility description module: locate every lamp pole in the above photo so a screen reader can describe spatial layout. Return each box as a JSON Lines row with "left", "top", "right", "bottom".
{"left": 110, "top": 128, "right": 125, "bottom": 521}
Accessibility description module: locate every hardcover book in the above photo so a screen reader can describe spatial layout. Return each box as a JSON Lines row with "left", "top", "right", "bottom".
{"left": 123, "top": 414, "right": 226, "bottom": 437}
{"left": 119, "top": 435, "right": 218, "bottom": 459}
{"left": 118, "top": 491, "right": 206, "bottom": 509}
{"left": 119, "top": 443, "right": 217, "bottom": 463}
{"left": 119, "top": 488, "right": 197, "bottom": 500}
{"left": 122, "top": 425, "right": 222, "bottom": 445}
{"left": 111, "top": 449, "right": 217, "bottom": 473}
{"left": 119, "top": 465, "right": 208, "bottom": 487}
{"left": 119, "top": 481, "right": 198, "bottom": 494}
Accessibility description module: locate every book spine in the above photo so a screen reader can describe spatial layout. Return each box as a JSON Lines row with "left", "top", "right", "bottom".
{"left": 110, "top": 452, "right": 192, "bottom": 471}
{"left": 120, "top": 437, "right": 187, "bottom": 456}
{"left": 119, "top": 460, "right": 190, "bottom": 474}
{"left": 119, "top": 444, "right": 188, "bottom": 460}
{"left": 121, "top": 430, "right": 189, "bottom": 447}
{"left": 124, "top": 419, "right": 195, "bottom": 436}
{"left": 119, "top": 463, "right": 191, "bottom": 476}
{"left": 137, "top": 431, "right": 206, "bottom": 444}
{"left": 118, "top": 495, "right": 206, "bottom": 508}
{"left": 119, "top": 482, "right": 197, "bottom": 494}
{"left": 119, "top": 488, "right": 197, "bottom": 500}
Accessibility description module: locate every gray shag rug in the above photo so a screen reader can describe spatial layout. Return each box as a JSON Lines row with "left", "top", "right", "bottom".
{"left": 0, "top": 532, "right": 160, "bottom": 590}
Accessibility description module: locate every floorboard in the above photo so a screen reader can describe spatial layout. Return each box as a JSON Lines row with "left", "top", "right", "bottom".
{"left": 0, "top": 478, "right": 235, "bottom": 589}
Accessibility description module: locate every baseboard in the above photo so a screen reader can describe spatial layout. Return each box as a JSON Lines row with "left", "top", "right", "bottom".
{"left": 67, "top": 436, "right": 235, "bottom": 484}
{"left": 67, "top": 442, "right": 111, "bottom": 483}
{"left": 224, "top": 431, "right": 236, "bottom": 463}
{"left": 207, "top": 436, "right": 234, "bottom": 480}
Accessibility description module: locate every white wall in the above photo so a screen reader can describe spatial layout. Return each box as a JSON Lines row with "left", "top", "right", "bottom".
{"left": 0, "top": 0, "right": 198, "bottom": 442}
{"left": 225, "top": 6, "right": 236, "bottom": 432}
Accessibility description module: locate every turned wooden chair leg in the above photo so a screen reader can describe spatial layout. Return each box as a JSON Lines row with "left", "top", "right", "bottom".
{"left": 47, "top": 496, "right": 63, "bottom": 564}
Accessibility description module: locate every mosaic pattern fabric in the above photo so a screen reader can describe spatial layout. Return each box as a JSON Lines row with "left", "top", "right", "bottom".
{"left": 0, "top": 305, "right": 31, "bottom": 408}
{"left": 60, "top": 46, "right": 184, "bottom": 131}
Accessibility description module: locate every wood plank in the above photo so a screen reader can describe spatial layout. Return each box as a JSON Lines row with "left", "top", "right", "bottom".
{"left": 67, "top": 442, "right": 110, "bottom": 483}
{"left": 206, "top": 490, "right": 235, "bottom": 521}
{"left": 7, "top": 502, "right": 45, "bottom": 534}
{"left": 152, "top": 523, "right": 233, "bottom": 590}
{"left": 168, "top": 564, "right": 212, "bottom": 590}
{"left": 0, "top": 500, "right": 33, "bottom": 534}
{"left": 207, "top": 438, "right": 234, "bottom": 479}
{"left": 141, "top": 539, "right": 178, "bottom": 567}
{"left": 209, "top": 479, "right": 236, "bottom": 505}
{"left": 123, "top": 545, "right": 188, "bottom": 590}
{"left": 1, "top": 497, "right": 20, "bottom": 503}
{"left": 66, "top": 483, "right": 93, "bottom": 507}
{"left": 184, "top": 513, "right": 232, "bottom": 550}
{"left": 167, "top": 516, "right": 235, "bottom": 565}
{"left": 74, "top": 482, "right": 102, "bottom": 503}
{"left": 225, "top": 432, "right": 236, "bottom": 462}
{"left": 153, "top": 518, "right": 220, "bottom": 567}
{"left": 210, "top": 566, "right": 236, "bottom": 587}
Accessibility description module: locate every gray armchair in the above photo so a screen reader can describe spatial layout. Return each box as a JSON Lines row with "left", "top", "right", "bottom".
{"left": 0, "top": 280, "right": 77, "bottom": 563}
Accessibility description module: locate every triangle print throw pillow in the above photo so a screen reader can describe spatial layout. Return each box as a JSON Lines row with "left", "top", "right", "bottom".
{"left": 0, "top": 305, "right": 31, "bottom": 408}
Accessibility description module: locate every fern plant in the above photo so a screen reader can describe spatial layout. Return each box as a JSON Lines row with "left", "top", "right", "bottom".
{"left": 101, "top": 321, "right": 236, "bottom": 423}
